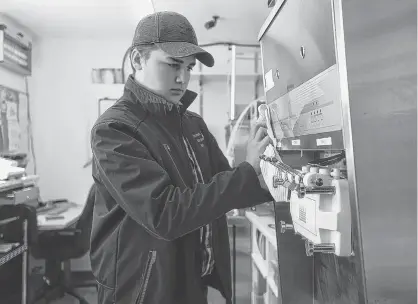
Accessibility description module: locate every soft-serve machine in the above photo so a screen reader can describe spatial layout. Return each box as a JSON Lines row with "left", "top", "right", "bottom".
{"left": 257, "top": 0, "right": 417, "bottom": 303}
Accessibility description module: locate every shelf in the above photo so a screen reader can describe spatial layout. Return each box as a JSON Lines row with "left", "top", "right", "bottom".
{"left": 251, "top": 252, "right": 268, "bottom": 278}
{"left": 0, "top": 244, "right": 27, "bottom": 267}
{"left": 251, "top": 253, "right": 280, "bottom": 299}
{"left": 248, "top": 209, "right": 281, "bottom": 303}
{"left": 267, "top": 276, "right": 279, "bottom": 298}
{"left": 246, "top": 211, "right": 277, "bottom": 249}
{"left": 226, "top": 215, "right": 249, "bottom": 227}
{"left": 0, "top": 175, "right": 39, "bottom": 193}
{"left": 0, "top": 60, "right": 31, "bottom": 76}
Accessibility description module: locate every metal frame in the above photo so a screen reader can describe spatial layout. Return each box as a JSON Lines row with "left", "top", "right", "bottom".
{"left": 333, "top": 0, "right": 417, "bottom": 303}
{"left": 230, "top": 45, "right": 237, "bottom": 120}
{"left": 258, "top": 0, "right": 286, "bottom": 42}
{"left": 331, "top": 0, "right": 367, "bottom": 301}
{"left": 0, "top": 218, "right": 29, "bottom": 304}
{"left": 21, "top": 219, "right": 28, "bottom": 304}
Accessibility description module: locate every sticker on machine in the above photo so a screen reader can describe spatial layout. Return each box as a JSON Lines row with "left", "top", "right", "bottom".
{"left": 264, "top": 69, "right": 275, "bottom": 92}
{"left": 317, "top": 137, "right": 332, "bottom": 146}
{"left": 291, "top": 139, "right": 300, "bottom": 146}
{"left": 291, "top": 196, "right": 317, "bottom": 236}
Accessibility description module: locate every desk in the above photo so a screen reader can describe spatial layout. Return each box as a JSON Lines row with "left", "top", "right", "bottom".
{"left": 37, "top": 204, "right": 84, "bottom": 231}
{"left": 0, "top": 175, "right": 39, "bottom": 193}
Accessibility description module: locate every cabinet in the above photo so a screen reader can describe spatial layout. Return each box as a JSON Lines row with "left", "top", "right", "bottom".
{"left": 246, "top": 211, "right": 280, "bottom": 304}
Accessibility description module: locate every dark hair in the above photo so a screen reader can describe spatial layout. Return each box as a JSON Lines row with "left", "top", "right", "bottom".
{"left": 130, "top": 44, "right": 158, "bottom": 71}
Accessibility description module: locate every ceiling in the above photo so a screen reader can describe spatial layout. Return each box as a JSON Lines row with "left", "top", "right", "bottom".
{"left": 2, "top": 0, "right": 272, "bottom": 44}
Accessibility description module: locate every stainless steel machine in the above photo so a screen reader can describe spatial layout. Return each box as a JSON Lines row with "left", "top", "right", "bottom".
{"left": 258, "top": 0, "right": 417, "bottom": 303}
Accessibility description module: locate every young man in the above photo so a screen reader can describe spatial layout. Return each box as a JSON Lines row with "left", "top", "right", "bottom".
{"left": 90, "top": 11, "right": 272, "bottom": 304}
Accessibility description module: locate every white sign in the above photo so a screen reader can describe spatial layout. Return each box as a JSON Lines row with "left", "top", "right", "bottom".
{"left": 264, "top": 69, "right": 275, "bottom": 92}
{"left": 316, "top": 137, "right": 332, "bottom": 146}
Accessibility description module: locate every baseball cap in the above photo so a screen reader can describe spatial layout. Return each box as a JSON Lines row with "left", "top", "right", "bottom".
{"left": 131, "top": 11, "right": 214, "bottom": 67}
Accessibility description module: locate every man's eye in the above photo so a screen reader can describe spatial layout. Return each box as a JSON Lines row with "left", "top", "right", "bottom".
{"left": 187, "top": 66, "right": 194, "bottom": 71}
{"left": 168, "top": 63, "right": 179, "bottom": 68}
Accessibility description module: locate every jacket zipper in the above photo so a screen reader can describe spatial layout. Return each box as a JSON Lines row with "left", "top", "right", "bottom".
{"left": 215, "top": 218, "right": 233, "bottom": 301}
{"left": 136, "top": 250, "right": 157, "bottom": 304}
{"left": 179, "top": 116, "right": 196, "bottom": 176}
{"left": 163, "top": 144, "right": 188, "bottom": 188}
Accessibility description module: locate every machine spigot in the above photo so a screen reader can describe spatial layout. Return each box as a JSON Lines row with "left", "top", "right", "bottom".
{"left": 279, "top": 220, "right": 294, "bottom": 234}
{"left": 298, "top": 185, "right": 306, "bottom": 198}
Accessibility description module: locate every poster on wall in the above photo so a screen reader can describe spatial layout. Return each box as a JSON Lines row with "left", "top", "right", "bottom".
{"left": 0, "top": 84, "right": 28, "bottom": 154}
{"left": 92, "top": 69, "right": 123, "bottom": 84}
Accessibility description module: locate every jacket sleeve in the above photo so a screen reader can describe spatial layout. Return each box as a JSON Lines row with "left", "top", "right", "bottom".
{"left": 91, "top": 121, "right": 272, "bottom": 241}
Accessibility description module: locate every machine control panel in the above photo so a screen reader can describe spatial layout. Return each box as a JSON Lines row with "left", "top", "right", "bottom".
{"left": 258, "top": 0, "right": 344, "bottom": 150}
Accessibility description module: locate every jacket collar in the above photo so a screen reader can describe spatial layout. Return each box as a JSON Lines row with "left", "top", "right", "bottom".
{"left": 124, "top": 75, "right": 197, "bottom": 116}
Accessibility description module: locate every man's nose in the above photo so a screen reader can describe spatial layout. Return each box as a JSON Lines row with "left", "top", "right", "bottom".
{"left": 176, "top": 69, "right": 186, "bottom": 83}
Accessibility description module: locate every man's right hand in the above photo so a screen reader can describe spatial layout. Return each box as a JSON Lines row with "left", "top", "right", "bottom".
{"left": 245, "top": 123, "right": 271, "bottom": 175}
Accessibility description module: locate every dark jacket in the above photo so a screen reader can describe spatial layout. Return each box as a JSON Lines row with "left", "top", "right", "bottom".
{"left": 90, "top": 76, "right": 272, "bottom": 304}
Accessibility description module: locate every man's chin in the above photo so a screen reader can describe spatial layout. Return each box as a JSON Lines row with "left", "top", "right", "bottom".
{"left": 166, "top": 97, "right": 182, "bottom": 105}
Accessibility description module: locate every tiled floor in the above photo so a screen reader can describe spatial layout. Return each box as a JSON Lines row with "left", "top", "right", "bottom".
{"left": 41, "top": 222, "right": 252, "bottom": 304}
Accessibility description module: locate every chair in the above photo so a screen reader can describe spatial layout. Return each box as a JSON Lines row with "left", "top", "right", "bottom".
{"left": 31, "top": 185, "right": 97, "bottom": 304}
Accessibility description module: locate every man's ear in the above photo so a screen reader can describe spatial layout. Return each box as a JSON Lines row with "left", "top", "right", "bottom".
{"left": 131, "top": 48, "right": 142, "bottom": 71}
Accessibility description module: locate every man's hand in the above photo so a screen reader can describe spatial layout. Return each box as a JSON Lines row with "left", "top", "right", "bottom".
{"left": 245, "top": 123, "right": 271, "bottom": 175}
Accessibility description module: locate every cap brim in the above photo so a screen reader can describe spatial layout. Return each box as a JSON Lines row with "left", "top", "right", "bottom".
{"left": 155, "top": 42, "right": 214, "bottom": 67}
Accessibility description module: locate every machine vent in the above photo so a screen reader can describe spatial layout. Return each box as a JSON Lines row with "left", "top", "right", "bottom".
{"left": 299, "top": 206, "right": 307, "bottom": 223}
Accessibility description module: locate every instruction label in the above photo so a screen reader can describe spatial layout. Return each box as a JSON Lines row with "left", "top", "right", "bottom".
{"left": 264, "top": 69, "right": 275, "bottom": 92}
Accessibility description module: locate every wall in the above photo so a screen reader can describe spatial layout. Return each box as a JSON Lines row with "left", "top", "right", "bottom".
{"left": 29, "top": 37, "right": 131, "bottom": 203}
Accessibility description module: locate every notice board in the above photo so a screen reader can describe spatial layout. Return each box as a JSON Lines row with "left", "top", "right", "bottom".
{"left": 0, "top": 84, "right": 29, "bottom": 154}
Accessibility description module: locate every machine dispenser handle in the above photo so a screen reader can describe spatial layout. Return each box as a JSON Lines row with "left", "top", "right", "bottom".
{"left": 279, "top": 220, "right": 294, "bottom": 234}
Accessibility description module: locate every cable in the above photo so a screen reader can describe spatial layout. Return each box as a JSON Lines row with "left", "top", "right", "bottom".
{"left": 24, "top": 76, "right": 37, "bottom": 174}
{"left": 148, "top": 0, "right": 156, "bottom": 13}
{"left": 225, "top": 98, "right": 264, "bottom": 160}
{"left": 308, "top": 151, "right": 345, "bottom": 167}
